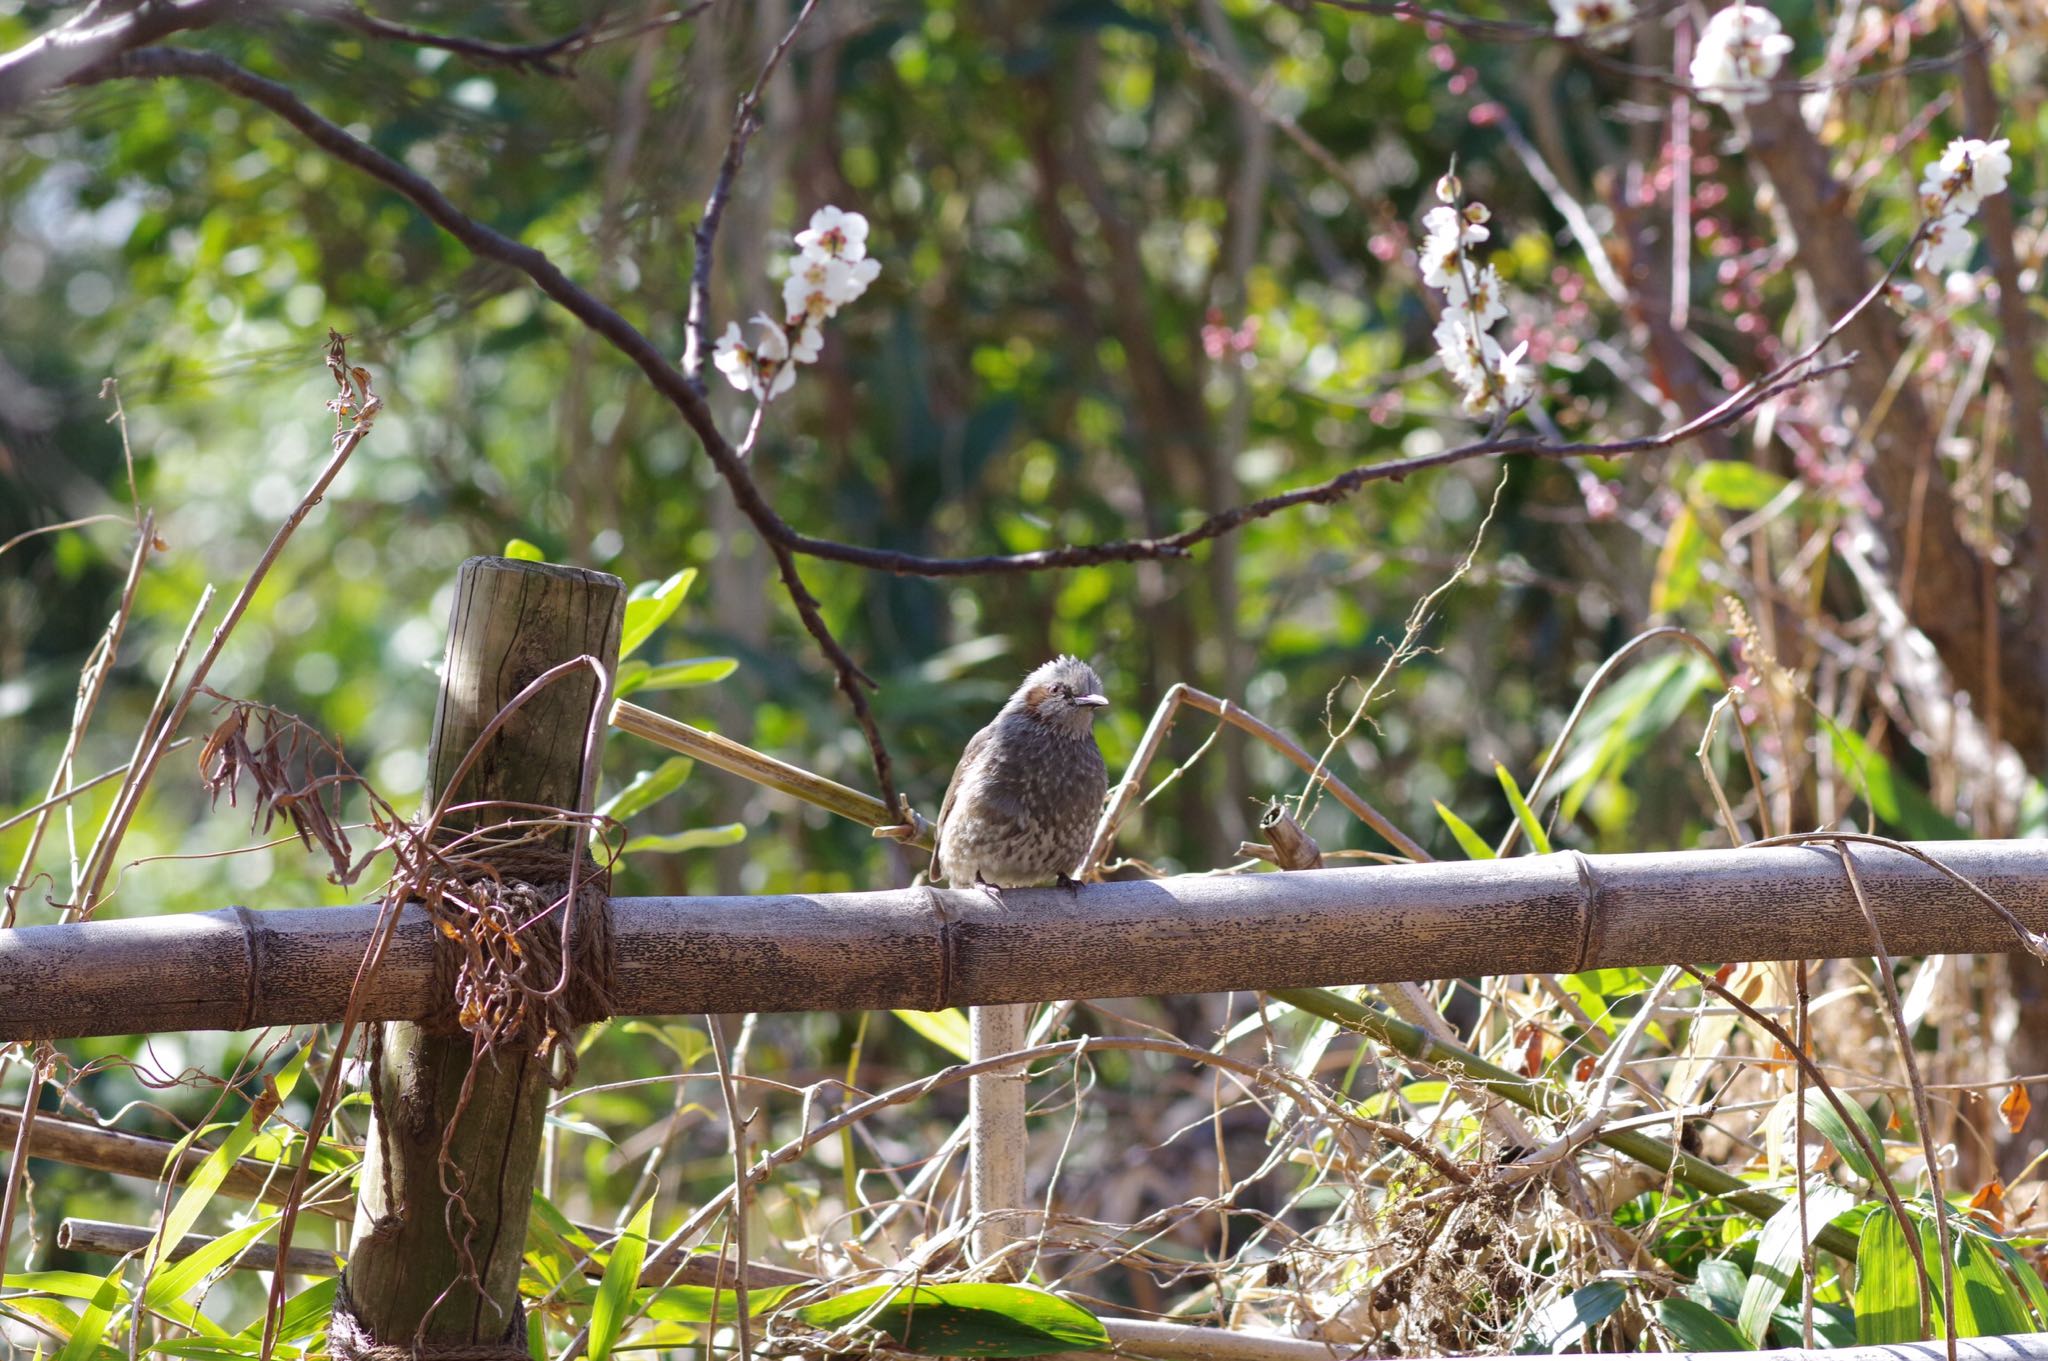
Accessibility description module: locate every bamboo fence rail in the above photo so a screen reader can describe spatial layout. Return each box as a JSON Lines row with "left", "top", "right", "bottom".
{"left": 3, "top": 838, "right": 2046, "bottom": 1040}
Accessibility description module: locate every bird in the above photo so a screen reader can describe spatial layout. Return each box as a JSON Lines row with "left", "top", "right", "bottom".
{"left": 930, "top": 655, "right": 1110, "bottom": 900}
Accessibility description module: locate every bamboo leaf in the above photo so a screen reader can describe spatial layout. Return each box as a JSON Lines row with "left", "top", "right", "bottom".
{"left": 1, "top": 1272, "right": 112, "bottom": 1300}
{"left": 797, "top": 1283, "right": 1110, "bottom": 1357}
{"left": 52, "top": 1267, "right": 122, "bottom": 1361}
{"left": 1493, "top": 763, "right": 1551, "bottom": 854}
{"left": 1432, "top": 801, "right": 1494, "bottom": 859}
{"left": 1687, "top": 461, "right": 1793, "bottom": 512}
{"left": 1523, "top": 1280, "right": 1626, "bottom": 1353}
{"left": 1855, "top": 1205, "right": 1926, "bottom": 1344}
{"left": 1950, "top": 1227, "right": 2031, "bottom": 1337}
{"left": 893, "top": 1008, "right": 973, "bottom": 1060}
{"left": 645, "top": 1280, "right": 801, "bottom": 1322}
{"left": 625, "top": 657, "right": 738, "bottom": 694}
{"left": 1985, "top": 1233, "right": 2048, "bottom": 1327}
{"left": 1807, "top": 1096, "right": 1884, "bottom": 1185}
{"left": 589, "top": 1196, "right": 653, "bottom": 1361}
{"left": 1739, "top": 1180, "right": 1853, "bottom": 1343}
{"left": 146, "top": 1215, "right": 281, "bottom": 1308}
{"left": 237, "top": 1278, "right": 338, "bottom": 1344}
{"left": 1658, "top": 1297, "right": 1751, "bottom": 1352}
{"left": 620, "top": 570, "right": 697, "bottom": 660}
{"left": 147, "top": 1039, "right": 311, "bottom": 1283}
{"left": 596, "top": 758, "right": 695, "bottom": 822}
{"left": 620, "top": 823, "right": 747, "bottom": 856}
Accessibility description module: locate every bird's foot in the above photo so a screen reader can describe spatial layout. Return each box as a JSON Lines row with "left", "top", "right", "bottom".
{"left": 975, "top": 874, "right": 1006, "bottom": 908}
{"left": 1055, "top": 872, "right": 1083, "bottom": 897}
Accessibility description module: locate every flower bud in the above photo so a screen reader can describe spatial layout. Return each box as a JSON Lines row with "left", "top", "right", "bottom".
{"left": 1436, "top": 171, "right": 1462, "bottom": 204}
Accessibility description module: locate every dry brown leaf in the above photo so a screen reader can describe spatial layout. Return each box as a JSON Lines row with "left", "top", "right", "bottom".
{"left": 2002, "top": 1082, "right": 2032, "bottom": 1134}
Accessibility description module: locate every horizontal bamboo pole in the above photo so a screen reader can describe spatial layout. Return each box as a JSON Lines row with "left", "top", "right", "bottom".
{"left": 58, "top": 1217, "right": 344, "bottom": 1275}
{"left": 0, "top": 1105, "right": 350, "bottom": 1218}
{"left": 3, "top": 840, "right": 2046, "bottom": 1040}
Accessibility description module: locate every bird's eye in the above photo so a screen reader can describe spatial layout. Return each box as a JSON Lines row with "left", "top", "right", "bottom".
{"left": 1052, "top": 683, "right": 1070, "bottom": 697}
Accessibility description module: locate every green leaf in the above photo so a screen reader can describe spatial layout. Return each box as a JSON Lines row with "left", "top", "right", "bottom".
{"left": 1769, "top": 1299, "right": 1856, "bottom": 1349}
{"left": 621, "top": 657, "right": 738, "bottom": 695}
{"left": 620, "top": 569, "right": 697, "bottom": 660}
{"left": 590, "top": 1196, "right": 654, "bottom": 1361}
{"left": 1951, "top": 1227, "right": 2031, "bottom": 1337}
{"left": 1432, "top": 801, "right": 1494, "bottom": 859}
{"left": 240, "top": 1278, "right": 338, "bottom": 1344}
{"left": 1651, "top": 505, "right": 1706, "bottom": 615}
{"left": 53, "top": 1268, "right": 122, "bottom": 1361}
{"left": 1494, "top": 763, "right": 1551, "bottom": 854}
{"left": 645, "top": 1280, "right": 802, "bottom": 1322}
{"left": 1658, "top": 1297, "right": 1753, "bottom": 1352}
{"left": 1855, "top": 1205, "right": 1928, "bottom": 1344}
{"left": 1985, "top": 1234, "right": 2048, "bottom": 1327}
{"left": 596, "top": 758, "right": 695, "bottom": 822}
{"left": 1807, "top": 1096, "right": 1884, "bottom": 1184}
{"left": 147, "top": 1039, "right": 311, "bottom": 1283}
{"left": 1687, "top": 461, "right": 1794, "bottom": 513}
{"left": 1523, "top": 1280, "right": 1626, "bottom": 1353}
{"left": 1822, "top": 721, "right": 1968, "bottom": 841}
{"left": 619, "top": 823, "right": 747, "bottom": 856}
{"left": 503, "top": 538, "right": 547, "bottom": 562}
{"left": 893, "top": 1008, "right": 973, "bottom": 1061}
{"left": 2, "top": 1272, "right": 114, "bottom": 1301}
{"left": 1739, "top": 1180, "right": 1853, "bottom": 1344}
{"left": 1550, "top": 652, "right": 1717, "bottom": 826}
{"left": 1689, "top": 1257, "right": 1746, "bottom": 1318}
{"left": 797, "top": 1283, "right": 1110, "bottom": 1357}
{"left": 146, "top": 1214, "right": 282, "bottom": 1308}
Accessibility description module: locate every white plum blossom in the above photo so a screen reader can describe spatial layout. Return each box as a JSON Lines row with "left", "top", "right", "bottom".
{"left": 1908, "top": 139, "right": 2012, "bottom": 281}
{"left": 1550, "top": 0, "right": 1636, "bottom": 47}
{"left": 1442, "top": 262, "right": 1508, "bottom": 329}
{"left": 1916, "top": 212, "right": 1975, "bottom": 273}
{"left": 795, "top": 205, "right": 870, "bottom": 263}
{"left": 1689, "top": 5, "right": 1795, "bottom": 110}
{"left": 712, "top": 315, "right": 799, "bottom": 401}
{"left": 1418, "top": 179, "right": 1533, "bottom": 420}
{"left": 1419, "top": 204, "right": 1490, "bottom": 289}
{"left": 703, "top": 205, "right": 881, "bottom": 412}
{"left": 1920, "top": 137, "right": 2012, "bottom": 217}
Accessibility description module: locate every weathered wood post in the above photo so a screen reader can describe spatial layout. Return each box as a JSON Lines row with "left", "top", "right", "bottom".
{"left": 332, "top": 557, "right": 624, "bottom": 1352}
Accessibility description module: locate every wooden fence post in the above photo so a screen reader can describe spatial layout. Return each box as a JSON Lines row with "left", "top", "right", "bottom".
{"left": 334, "top": 557, "right": 624, "bottom": 1349}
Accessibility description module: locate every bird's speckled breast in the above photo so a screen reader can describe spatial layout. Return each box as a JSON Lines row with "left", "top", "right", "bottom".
{"left": 937, "top": 713, "right": 1108, "bottom": 887}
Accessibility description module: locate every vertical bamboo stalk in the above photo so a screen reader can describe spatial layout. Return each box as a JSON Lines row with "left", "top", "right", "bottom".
{"left": 968, "top": 1002, "right": 1029, "bottom": 1270}
{"left": 337, "top": 557, "right": 623, "bottom": 1345}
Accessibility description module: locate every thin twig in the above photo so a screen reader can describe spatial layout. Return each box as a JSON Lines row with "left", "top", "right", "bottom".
{"left": 1836, "top": 846, "right": 1956, "bottom": 1357}
{"left": 708, "top": 1018, "right": 754, "bottom": 1361}
{"left": 682, "top": 0, "right": 822, "bottom": 386}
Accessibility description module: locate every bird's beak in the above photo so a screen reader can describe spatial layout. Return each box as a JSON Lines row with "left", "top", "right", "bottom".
{"left": 1075, "top": 693, "right": 1109, "bottom": 708}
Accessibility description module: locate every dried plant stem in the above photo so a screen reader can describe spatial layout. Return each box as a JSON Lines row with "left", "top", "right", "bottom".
{"left": 708, "top": 1017, "right": 754, "bottom": 1361}
{"left": 1837, "top": 846, "right": 1955, "bottom": 1356}
{"left": 5, "top": 512, "right": 154, "bottom": 927}
{"left": 0, "top": 742, "right": 189, "bottom": 837}
{"left": 1272, "top": 985, "right": 1863, "bottom": 1259}
{"left": 71, "top": 585, "right": 213, "bottom": 918}
{"left": 1080, "top": 683, "right": 1426, "bottom": 872}
{"left": 81, "top": 375, "right": 374, "bottom": 914}
{"left": 0, "top": 1052, "right": 48, "bottom": 1277}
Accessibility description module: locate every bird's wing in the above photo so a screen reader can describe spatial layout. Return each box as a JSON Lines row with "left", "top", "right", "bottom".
{"left": 929, "top": 721, "right": 995, "bottom": 879}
